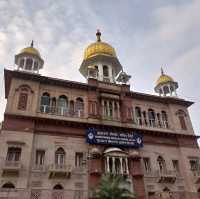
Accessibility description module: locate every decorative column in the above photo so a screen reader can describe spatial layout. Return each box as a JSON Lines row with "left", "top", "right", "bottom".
{"left": 129, "top": 151, "right": 146, "bottom": 199}
{"left": 106, "top": 156, "right": 110, "bottom": 172}
{"left": 112, "top": 101, "right": 115, "bottom": 120}
{"left": 120, "top": 157, "right": 123, "bottom": 174}
{"left": 112, "top": 157, "right": 115, "bottom": 174}
{"left": 117, "top": 102, "right": 120, "bottom": 119}
{"left": 125, "top": 157, "right": 129, "bottom": 175}
{"left": 101, "top": 100, "right": 104, "bottom": 117}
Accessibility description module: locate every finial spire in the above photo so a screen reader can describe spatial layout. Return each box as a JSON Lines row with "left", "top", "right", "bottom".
{"left": 31, "top": 40, "right": 34, "bottom": 47}
{"left": 96, "top": 29, "right": 101, "bottom": 42}
{"left": 161, "top": 67, "right": 164, "bottom": 75}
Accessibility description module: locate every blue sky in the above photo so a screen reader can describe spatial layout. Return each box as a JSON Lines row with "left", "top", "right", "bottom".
{"left": 0, "top": 0, "right": 199, "bottom": 135}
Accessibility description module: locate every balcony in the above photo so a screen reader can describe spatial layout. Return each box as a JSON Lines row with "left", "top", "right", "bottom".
{"left": 32, "top": 164, "right": 46, "bottom": 172}
{"left": 157, "top": 170, "right": 177, "bottom": 183}
{"left": 39, "top": 105, "right": 84, "bottom": 119}
{"left": 48, "top": 164, "right": 72, "bottom": 178}
{"left": 144, "top": 169, "right": 178, "bottom": 183}
{"left": 0, "top": 189, "right": 88, "bottom": 199}
{"left": 135, "top": 117, "right": 170, "bottom": 130}
{"left": 2, "top": 160, "right": 22, "bottom": 175}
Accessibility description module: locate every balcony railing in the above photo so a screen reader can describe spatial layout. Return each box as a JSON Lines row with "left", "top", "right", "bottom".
{"left": 48, "top": 164, "right": 72, "bottom": 178}
{"left": 0, "top": 189, "right": 88, "bottom": 199}
{"left": 144, "top": 169, "right": 179, "bottom": 183}
{"left": 135, "top": 117, "right": 169, "bottom": 129}
{"left": 39, "top": 105, "right": 84, "bottom": 118}
{"left": 2, "top": 160, "right": 22, "bottom": 175}
{"left": 32, "top": 164, "right": 46, "bottom": 172}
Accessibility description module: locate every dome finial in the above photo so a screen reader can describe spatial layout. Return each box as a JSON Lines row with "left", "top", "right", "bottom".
{"left": 96, "top": 29, "right": 101, "bottom": 42}
{"left": 31, "top": 40, "right": 34, "bottom": 47}
{"left": 161, "top": 67, "right": 164, "bottom": 75}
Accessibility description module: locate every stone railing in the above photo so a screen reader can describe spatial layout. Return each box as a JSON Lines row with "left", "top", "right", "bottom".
{"left": 2, "top": 160, "right": 22, "bottom": 173}
{"left": 135, "top": 117, "right": 169, "bottom": 130}
{"left": 0, "top": 189, "right": 88, "bottom": 199}
{"left": 39, "top": 105, "right": 84, "bottom": 119}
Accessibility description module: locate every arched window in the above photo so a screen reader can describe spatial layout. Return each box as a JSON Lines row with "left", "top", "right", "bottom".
{"left": 52, "top": 184, "right": 64, "bottom": 199}
{"left": 161, "top": 111, "right": 169, "bottom": 128}
{"left": 103, "top": 65, "right": 109, "bottom": 77}
{"left": 55, "top": 148, "right": 65, "bottom": 165}
{"left": 18, "top": 87, "right": 29, "bottom": 111}
{"left": 53, "top": 184, "right": 63, "bottom": 190}
{"left": 135, "top": 107, "right": 142, "bottom": 125}
{"left": 58, "top": 95, "right": 68, "bottom": 116}
{"left": 148, "top": 109, "right": 156, "bottom": 127}
{"left": 40, "top": 92, "right": 50, "bottom": 113}
{"left": 19, "top": 58, "right": 25, "bottom": 68}
{"left": 2, "top": 182, "right": 15, "bottom": 189}
{"left": 25, "top": 58, "right": 33, "bottom": 70}
{"left": 157, "top": 156, "right": 166, "bottom": 173}
{"left": 176, "top": 110, "right": 187, "bottom": 130}
{"left": 76, "top": 97, "right": 84, "bottom": 117}
{"left": 114, "top": 102, "right": 118, "bottom": 120}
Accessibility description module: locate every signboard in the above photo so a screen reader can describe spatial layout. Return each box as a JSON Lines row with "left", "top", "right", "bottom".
{"left": 86, "top": 128, "right": 143, "bottom": 148}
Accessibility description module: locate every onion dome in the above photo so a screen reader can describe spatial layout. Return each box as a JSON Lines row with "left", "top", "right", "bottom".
{"left": 15, "top": 41, "right": 44, "bottom": 73}
{"left": 79, "top": 30, "right": 123, "bottom": 80}
{"left": 154, "top": 68, "right": 178, "bottom": 97}
{"left": 17, "top": 41, "right": 42, "bottom": 59}
{"left": 84, "top": 30, "right": 116, "bottom": 60}
{"left": 156, "top": 68, "right": 174, "bottom": 87}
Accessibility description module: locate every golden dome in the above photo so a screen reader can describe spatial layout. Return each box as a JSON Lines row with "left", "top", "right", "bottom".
{"left": 156, "top": 68, "right": 174, "bottom": 86}
{"left": 84, "top": 30, "right": 116, "bottom": 60}
{"left": 19, "top": 41, "right": 41, "bottom": 58}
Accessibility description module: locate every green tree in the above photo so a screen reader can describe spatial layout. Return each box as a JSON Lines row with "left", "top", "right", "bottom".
{"left": 93, "top": 174, "right": 137, "bottom": 199}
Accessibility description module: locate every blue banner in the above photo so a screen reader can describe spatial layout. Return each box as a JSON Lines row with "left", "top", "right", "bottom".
{"left": 86, "top": 128, "right": 143, "bottom": 148}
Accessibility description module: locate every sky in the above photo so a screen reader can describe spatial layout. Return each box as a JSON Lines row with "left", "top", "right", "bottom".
{"left": 0, "top": 0, "right": 199, "bottom": 135}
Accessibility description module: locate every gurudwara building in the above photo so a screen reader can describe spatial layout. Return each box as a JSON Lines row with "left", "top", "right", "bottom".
{"left": 0, "top": 31, "right": 200, "bottom": 199}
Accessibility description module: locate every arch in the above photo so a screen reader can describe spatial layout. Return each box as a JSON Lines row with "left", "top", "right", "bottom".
{"left": 58, "top": 95, "right": 68, "bottom": 116}
{"left": 157, "top": 156, "right": 166, "bottom": 172}
{"left": 176, "top": 109, "right": 187, "bottom": 130}
{"left": 103, "top": 65, "right": 109, "bottom": 77}
{"left": 55, "top": 147, "right": 65, "bottom": 165}
{"left": 148, "top": 109, "right": 156, "bottom": 127}
{"left": 135, "top": 107, "right": 142, "bottom": 125}
{"left": 2, "top": 182, "right": 15, "bottom": 189}
{"left": 161, "top": 111, "right": 168, "bottom": 128}
{"left": 76, "top": 97, "right": 84, "bottom": 117}
{"left": 25, "top": 58, "right": 33, "bottom": 70}
{"left": 40, "top": 92, "right": 51, "bottom": 113}
{"left": 53, "top": 184, "right": 63, "bottom": 190}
